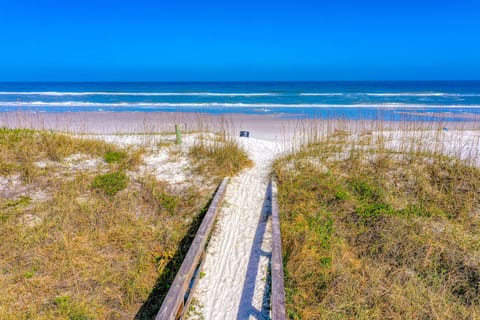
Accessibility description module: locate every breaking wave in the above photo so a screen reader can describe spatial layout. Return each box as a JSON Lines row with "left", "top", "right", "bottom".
{"left": 1, "top": 101, "right": 479, "bottom": 109}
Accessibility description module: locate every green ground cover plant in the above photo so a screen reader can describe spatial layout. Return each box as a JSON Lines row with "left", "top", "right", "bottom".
{"left": 92, "top": 171, "right": 129, "bottom": 196}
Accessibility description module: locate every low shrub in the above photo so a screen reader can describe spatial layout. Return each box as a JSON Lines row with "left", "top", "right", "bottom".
{"left": 91, "top": 171, "right": 128, "bottom": 196}
{"left": 103, "top": 150, "right": 127, "bottom": 164}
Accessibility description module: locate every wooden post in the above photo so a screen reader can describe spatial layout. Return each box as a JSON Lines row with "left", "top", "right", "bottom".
{"left": 175, "top": 124, "right": 182, "bottom": 145}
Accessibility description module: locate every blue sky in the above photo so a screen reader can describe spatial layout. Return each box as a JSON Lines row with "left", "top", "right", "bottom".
{"left": 0, "top": 0, "right": 479, "bottom": 81}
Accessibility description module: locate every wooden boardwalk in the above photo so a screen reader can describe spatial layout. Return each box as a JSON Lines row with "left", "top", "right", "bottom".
{"left": 155, "top": 178, "right": 286, "bottom": 320}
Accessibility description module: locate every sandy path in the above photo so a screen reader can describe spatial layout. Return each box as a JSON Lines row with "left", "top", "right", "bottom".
{"left": 189, "top": 138, "right": 284, "bottom": 320}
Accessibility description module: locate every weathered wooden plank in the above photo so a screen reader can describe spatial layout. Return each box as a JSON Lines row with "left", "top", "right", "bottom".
{"left": 155, "top": 178, "right": 229, "bottom": 320}
{"left": 179, "top": 251, "right": 206, "bottom": 319}
{"left": 270, "top": 180, "right": 286, "bottom": 320}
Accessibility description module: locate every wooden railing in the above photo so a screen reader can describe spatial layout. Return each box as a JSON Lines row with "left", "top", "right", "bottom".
{"left": 155, "top": 178, "right": 229, "bottom": 320}
{"left": 155, "top": 178, "right": 286, "bottom": 320}
{"left": 270, "top": 180, "right": 286, "bottom": 320}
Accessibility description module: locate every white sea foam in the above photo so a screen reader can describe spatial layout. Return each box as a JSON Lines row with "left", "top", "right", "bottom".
{"left": 365, "top": 92, "right": 480, "bottom": 97}
{"left": 0, "top": 91, "right": 278, "bottom": 97}
{"left": 302, "top": 92, "right": 480, "bottom": 97}
{"left": 1, "top": 91, "right": 480, "bottom": 98}
{"left": 1, "top": 101, "right": 480, "bottom": 109}
{"left": 299, "top": 93, "right": 344, "bottom": 96}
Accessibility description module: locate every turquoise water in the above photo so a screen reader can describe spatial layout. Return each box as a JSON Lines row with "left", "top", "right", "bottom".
{"left": 1, "top": 81, "right": 480, "bottom": 121}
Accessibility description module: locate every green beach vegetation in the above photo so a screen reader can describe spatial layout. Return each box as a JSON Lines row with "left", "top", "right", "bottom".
{"left": 274, "top": 128, "right": 480, "bottom": 319}
{"left": 0, "top": 128, "right": 251, "bottom": 319}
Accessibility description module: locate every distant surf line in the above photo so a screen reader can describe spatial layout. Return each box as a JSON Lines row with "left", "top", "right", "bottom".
{"left": 0, "top": 91, "right": 279, "bottom": 97}
{"left": 1, "top": 91, "right": 479, "bottom": 97}
{"left": 1, "top": 101, "right": 480, "bottom": 109}
{"left": 301, "top": 92, "right": 480, "bottom": 97}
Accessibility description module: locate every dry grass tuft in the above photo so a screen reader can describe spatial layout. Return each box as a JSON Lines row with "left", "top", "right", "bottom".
{"left": 189, "top": 134, "right": 252, "bottom": 180}
{"left": 0, "top": 128, "right": 144, "bottom": 181}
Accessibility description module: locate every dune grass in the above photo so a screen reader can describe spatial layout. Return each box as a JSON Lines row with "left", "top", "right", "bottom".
{"left": 274, "top": 129, "right": 480, "bottom": 319}
{"left": 0, "top": 128, "right": 143, "bottom": 181}
{"left": 0, "top": 128, "right": 252, "bottom": 319}
{"left": 189, "top": 133, "right": 253, "bottom": 180}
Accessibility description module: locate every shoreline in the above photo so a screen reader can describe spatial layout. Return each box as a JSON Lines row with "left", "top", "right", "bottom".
{"left": 1, "top": 111, "right": 479, "bottom": 141}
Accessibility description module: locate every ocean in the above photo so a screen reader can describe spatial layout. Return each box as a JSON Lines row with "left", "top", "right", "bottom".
{"left": 1, "top": 81, "right": 480, "bottom": 121}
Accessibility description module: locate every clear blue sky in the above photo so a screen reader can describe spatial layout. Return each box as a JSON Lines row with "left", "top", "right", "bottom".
{"left": 0, "top": 0, "right": 479, "bottom": 81}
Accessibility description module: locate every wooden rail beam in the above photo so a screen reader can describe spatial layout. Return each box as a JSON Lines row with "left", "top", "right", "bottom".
{"left": 156, "top": 178, "right": 229, "bottom": 320}
{"left": 270, "top": 179, "right": 286, "bottom": 320}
